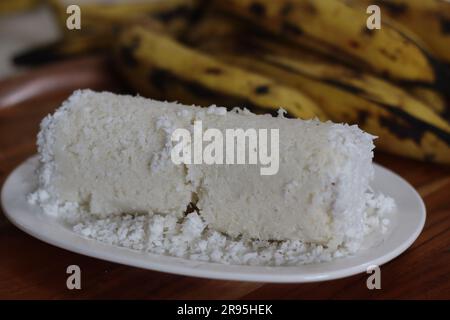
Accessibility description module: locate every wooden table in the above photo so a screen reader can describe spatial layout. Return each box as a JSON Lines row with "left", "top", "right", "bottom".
{"left": 0, "top": 57, "right": 449, "bottom": 299}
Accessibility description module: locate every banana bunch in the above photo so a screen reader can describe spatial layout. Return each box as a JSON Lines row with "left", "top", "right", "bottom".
{"left": 181, "top": 15, "right": 450, "bottom": 163}
{"left": 115, "top": 26, "right": 326, "bottom": 120}
{"left": 215, "top": 0, "right": 443, "bottom": 85}
{"left": 187, "top": 10, "right": 450, "bottom": 120}
{"left": 114, "top": 22, "right": 450, "bottom": 163}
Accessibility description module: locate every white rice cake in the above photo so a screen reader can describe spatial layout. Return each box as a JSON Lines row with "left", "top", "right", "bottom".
{"left": 34, "top": 90, "right": 376, "bottom": 248}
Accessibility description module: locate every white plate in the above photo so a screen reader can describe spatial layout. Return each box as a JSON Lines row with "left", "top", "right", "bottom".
{"left": 1, "top": 155, "right": 425, "bottom": 283}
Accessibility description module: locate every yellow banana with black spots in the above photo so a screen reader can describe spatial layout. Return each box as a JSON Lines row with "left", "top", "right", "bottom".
{"left": 184, "top": 19, "right": 450, "bottom": 163}
{"left": 215, "top": 0, "right": 441, "bottom": 84}
{"left": 184, "top": 10, "right": 365, "bottom": 71}
{"left": 346, "top": 0, "right": 450, "bottom": 64}
{"left": 186, "top": 13, "right": 450, "bottom": 131}
{"left": 48, "top": 0, "right": 201, "bottom": 37}
{"left": 114, "top": 26, "right": 326, "bottom": 120}
{"left": 409, "top": 86, "right": 449, "bottom": 120}
{"left": 259, "top": 54, "right": 450, "bottom": 133}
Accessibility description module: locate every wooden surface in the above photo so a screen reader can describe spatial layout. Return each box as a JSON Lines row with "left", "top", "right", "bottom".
{"left": 0, "top": 57, "right": 449, "bottom": 299}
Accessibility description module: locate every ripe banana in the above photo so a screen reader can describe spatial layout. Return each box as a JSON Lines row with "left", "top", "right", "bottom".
{"left": 184, "top": 10, "right": 365, "bottom": 71}
{"left": 114, "top": 26, "right": 326, "bottom": 120}
{"left": 184, "top": 15, "right": 450, "bottom": 164}
{"left": 409, "top": 86, "right": 449, "bottom": 121}
{"left": 346, "top": 0, "right": 450, "bottom": 64}
{"left": 48, "top": 0, "right": 201, "bottom": 37}
{"left": 187, "top": 12, "right": 450, "bottom": 134}
{"left": 260, "top": 54, "right": 450, "bottom": 134}
{"left": 215, "top": 0, "right": 439, "bottom": 84}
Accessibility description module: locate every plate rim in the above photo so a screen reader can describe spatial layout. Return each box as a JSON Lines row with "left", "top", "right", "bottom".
{"left": 1, "top": 155, "right": 426, "bottom": 283}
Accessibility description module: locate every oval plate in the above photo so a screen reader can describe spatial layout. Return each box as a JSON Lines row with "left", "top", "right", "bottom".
{"left": 1, "top": 155, "right": 425, "bottom": 283}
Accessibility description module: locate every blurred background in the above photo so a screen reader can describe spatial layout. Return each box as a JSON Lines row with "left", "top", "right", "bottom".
{"left": 0, "top": 0, "right": 449, "bottom": 165}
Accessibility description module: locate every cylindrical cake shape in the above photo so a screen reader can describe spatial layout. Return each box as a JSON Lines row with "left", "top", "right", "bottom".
{"left": 34, "top": 90, "right": 375, "bottom": 248}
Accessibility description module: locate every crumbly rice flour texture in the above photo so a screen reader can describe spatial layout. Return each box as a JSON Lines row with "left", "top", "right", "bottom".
{"left": 71, "top": 190, "right": 393, "bottom": 266}
{"left": 30, "top": 90, "right": 396, "bottom": 266}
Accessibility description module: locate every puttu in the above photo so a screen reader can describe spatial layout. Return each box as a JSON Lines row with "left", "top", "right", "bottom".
{"left": 31, "top": 89, "right": 383, "bottom": 249}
